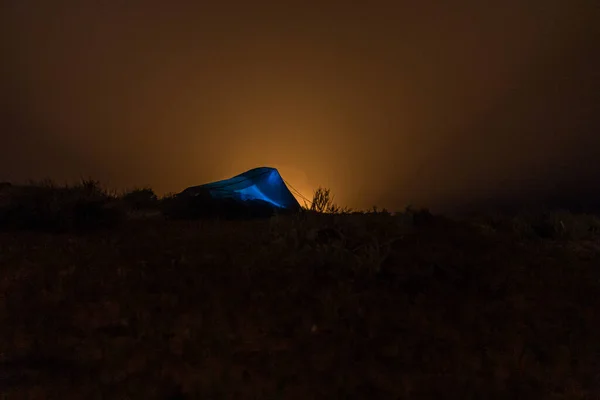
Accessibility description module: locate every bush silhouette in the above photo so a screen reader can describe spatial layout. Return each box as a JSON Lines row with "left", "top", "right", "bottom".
{"left": 0, "top": 179, "right": 123, "bottom": 232}
{"left": 310, "top": 187, "right": 338, "bottom": 213}
{"left": 122, "top": 187, "right": 158, "bottom": 210}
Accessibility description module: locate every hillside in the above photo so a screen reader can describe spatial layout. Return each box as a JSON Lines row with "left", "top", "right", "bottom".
{"left": 1, "top": 210, "right": 600, "bottom": 398}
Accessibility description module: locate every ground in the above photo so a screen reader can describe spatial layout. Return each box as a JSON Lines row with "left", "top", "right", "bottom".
{"left": 1, "top": 212, "right": 599, "bottom": 399}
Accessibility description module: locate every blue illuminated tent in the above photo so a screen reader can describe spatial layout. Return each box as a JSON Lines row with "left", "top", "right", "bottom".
{"left": 180, "top": 167, "right": 301, "bottom": 213}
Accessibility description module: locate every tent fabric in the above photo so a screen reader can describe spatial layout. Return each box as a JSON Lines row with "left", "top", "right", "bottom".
{"left": 180, "top": 167, "right": 301, "bottom": 211}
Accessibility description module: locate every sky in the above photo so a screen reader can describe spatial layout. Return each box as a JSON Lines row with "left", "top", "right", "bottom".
{"left": 2, "top": 0, "right": 599, "bottom": 213}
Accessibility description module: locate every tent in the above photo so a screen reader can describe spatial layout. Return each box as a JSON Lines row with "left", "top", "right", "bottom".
{"left": 179, "top": 167, "right": 301, "bottom": 212}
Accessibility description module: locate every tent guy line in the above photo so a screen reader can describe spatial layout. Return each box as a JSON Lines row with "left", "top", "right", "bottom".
{"left": 282, "top": 179, "right": 313, "bottom": 207}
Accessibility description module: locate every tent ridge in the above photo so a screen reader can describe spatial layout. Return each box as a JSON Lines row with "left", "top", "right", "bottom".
{"left": 180, "top": 166, "right": 301, "bottom": 212}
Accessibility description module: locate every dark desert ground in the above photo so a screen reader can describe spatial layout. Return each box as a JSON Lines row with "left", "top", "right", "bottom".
{"left": 1, "top": 183, "right": 600, "bottom": 398}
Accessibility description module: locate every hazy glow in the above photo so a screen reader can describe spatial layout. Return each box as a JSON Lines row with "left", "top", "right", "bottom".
{"left": 1, "top": 1, "right": 599, "bottom": 212}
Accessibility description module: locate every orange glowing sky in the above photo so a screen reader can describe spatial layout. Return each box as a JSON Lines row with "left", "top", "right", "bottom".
{"left": 2, "top": 1, "right": 599, "bottom": 212}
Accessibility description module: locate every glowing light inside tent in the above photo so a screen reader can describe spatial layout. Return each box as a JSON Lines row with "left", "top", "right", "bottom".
{"left": 267, "top": 170, "right": 279, "bottom": 184}
{"left": 235, "top": 184, "right": 285, "bottom": 208}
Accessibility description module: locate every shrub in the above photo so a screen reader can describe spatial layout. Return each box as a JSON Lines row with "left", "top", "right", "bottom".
{"left": 0, "top": 179, "right": 123, "bottom": 232}
{"left": 309, "top": 187, "right": 353, "bottom": 214}
{"left": 310, "top": 187, "right": 335, "bottom": 213}
{"left": 122, "top": 187, "right": 158, "bottom": 211}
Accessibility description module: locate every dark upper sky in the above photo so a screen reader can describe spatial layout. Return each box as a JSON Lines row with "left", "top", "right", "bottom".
{"left": 2, "top": 0, "right": 599, "bottom": 212}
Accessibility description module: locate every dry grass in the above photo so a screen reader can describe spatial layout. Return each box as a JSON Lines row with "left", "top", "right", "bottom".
{"left": 1, "top": 210, "right": 599, "bottom": 399}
